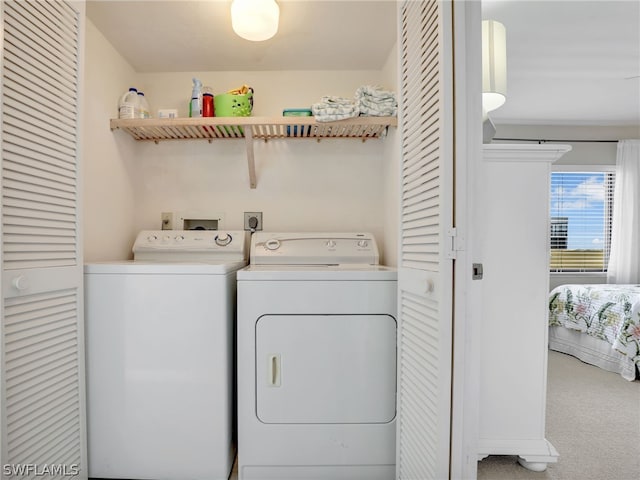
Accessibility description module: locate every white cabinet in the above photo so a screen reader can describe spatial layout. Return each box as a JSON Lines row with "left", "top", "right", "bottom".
{"left": 477, "top": 144, "right": 571, "bottom": 471}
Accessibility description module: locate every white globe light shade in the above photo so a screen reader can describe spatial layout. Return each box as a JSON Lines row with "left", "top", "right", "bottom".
{"left": 482, "top": 20, "right": 507, "bottom": 113}
{"left": 231, "top": 0, "right": 280, "bottom": 42}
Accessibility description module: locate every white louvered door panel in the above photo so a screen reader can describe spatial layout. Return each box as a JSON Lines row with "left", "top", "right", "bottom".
{"left": 396, "top": 1, "right": 454, "bottom": 479}
{"left": 1, "top": 1, "right": 87, "bottom": 478}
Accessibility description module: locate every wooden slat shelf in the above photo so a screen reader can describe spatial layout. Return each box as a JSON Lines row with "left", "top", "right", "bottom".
{"left": 110, "top": 116, "right": 397, "bottom": 141}
{"left": 110, "top": 116, "right": 397, "bottom": 188}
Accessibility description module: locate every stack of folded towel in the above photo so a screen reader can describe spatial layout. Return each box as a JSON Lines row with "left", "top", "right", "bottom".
{"left": 355, "top": 85, "right": 397, "bottom": 117}
{"left": 311, "top": 86, "right": 397, "bottom": 122}
{"left": 311, "top": 96, "right": 359, "bottom": 122}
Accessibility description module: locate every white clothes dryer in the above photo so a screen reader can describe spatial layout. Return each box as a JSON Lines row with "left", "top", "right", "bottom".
{"left": 237, "top": 232, "right": 397, "bottom": 480}
{"left": 84, "top": 230, "right": 247, "bottom": 480}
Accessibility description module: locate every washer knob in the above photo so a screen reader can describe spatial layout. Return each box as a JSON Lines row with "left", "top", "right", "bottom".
{"left": 147, "top": 234, "right": 158, "bottom": 242}
{"left": 326, "top": 240, "right": 336, "bottom": 248}
{"left": 357, "top": 240, "right": 369, "bottom": 248}
{"left": 174, "top": 235, "right": 184, "bottom": 242}
{"left": 265, "top": 239, "right": 281, "bottom": 250}
{"left": 215, "top": 233, "right": 232, "bottom": 246}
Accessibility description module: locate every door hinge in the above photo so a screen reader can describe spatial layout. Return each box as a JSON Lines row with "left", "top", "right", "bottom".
{"left": 446, "top": 227, "right": 464, "bottom": 259}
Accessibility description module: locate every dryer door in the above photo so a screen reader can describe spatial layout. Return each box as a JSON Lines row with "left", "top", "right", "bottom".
{"left": 256, "top": 314, "right": 397, "bottom": 424}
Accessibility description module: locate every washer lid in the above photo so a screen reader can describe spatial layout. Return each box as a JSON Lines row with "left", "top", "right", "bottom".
{"left": 84, "top": 261, "right": 246, "bottom": 275}
{"left": 249, "top": 232, "right": 379, "bottom": 266}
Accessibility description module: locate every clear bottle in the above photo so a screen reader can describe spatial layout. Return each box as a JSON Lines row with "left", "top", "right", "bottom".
{"left": 137, "top": 91, "right": 150, "bottom": 119}
{"left": 118, "top": 87, "right": 139, "bottom": 119}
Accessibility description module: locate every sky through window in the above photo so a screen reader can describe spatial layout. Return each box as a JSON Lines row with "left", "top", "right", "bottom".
{"left": 550, "top": 172, "right": 607, "bottom": 250}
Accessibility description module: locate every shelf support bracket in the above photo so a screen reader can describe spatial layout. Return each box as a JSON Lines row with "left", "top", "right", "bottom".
{"left": 245, "top": 127, "right": 257, "bottom": 189}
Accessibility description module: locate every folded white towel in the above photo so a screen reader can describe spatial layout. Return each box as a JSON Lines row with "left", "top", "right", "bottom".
{"left": 355, "top": 85, "right": 397, "bottom": 117}
{"left": 311, "top": 86, "right": 398, "bottom": 122}
{"left": 360, "top": 105, "right": 397, "bottom": 117}
{"left": 319, "top": 96, "right": 355, "bottom": 106}
{"left": 359, "top": 96, "right": 396, "bottom": 110}
{"left": 356, "top": 85, "right": 395, "bottom": 100}
{"left": 359, "top": 98, "right": 396, "bottom": 116}
{"left": 312, "top": 96, "right": 359, "bottom": 122}
{"left": 312, "top": 104, "right": 359, "bottom": 122}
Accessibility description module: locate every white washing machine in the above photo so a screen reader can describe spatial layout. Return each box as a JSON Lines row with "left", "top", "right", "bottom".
{"left": 84, "top": 230, "right": 248, "bottom": 480}
{"left": 237, "top": 232, "right": 397, "bottom": 480}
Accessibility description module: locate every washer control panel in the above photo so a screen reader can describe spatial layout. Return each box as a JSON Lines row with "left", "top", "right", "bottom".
{"left": 133, "top": 230, "right": 248, "bottom": 262}
{"left": 250, "top": 232, "right": 379, "bottom": 265}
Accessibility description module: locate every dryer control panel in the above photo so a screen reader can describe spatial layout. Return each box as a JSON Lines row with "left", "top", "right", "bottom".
{"left": 250, "top": 232, "right": 379, "bottom": 265}
{"left": 133, "top": 230, "right": 248, "bottom": 262}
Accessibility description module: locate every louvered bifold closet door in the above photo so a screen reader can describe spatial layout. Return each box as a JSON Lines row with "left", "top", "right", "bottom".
{"left": 1, "top": 1, "right": 87, "bottom": 478}
{"left": 396, "top": 1, "right": 454, "bottom": 479}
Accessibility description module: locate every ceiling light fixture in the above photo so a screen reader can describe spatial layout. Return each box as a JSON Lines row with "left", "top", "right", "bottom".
{"left": 231, "top": 0, "right": 279, "bottom": 42}
{"left": 482, "top": 19, "right": 507, "bottom": 114}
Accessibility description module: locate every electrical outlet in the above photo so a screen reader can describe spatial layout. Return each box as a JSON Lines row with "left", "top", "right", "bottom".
{"left": 161, "top": 212, "right": 173, "bottom": 230}
{"left": 244, "top": 212, "right": 263, "bottom": 231}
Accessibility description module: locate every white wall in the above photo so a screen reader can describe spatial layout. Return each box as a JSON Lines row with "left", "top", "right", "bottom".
{"left": 381, "top": 42, "right": 400, "bottom": 267}
{"left": 137, "top": 71, "right": 387, "bottom": 119}
{"left": 83, "top": 20, "right": 138, "bottom": 261}
{"left": 83, "top": 19, "right": 399, "bottom": 264}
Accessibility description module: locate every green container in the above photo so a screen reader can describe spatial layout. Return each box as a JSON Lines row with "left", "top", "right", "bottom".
{"left": 214, "top": 91, "right": 253, "bottom": 117}
{"left": 283, "top": 108, "right": 312, "bottom": 116}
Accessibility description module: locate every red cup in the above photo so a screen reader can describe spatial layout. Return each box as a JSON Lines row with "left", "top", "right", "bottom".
{"left": 203, "top": 93, "right": 214, "bottom": 117}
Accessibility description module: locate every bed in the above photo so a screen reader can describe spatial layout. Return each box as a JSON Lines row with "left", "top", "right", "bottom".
{"left": 548, "top": 284, "right": 640, "bottom": 381}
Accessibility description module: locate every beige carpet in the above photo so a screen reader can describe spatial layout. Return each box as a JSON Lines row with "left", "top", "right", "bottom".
{"left": 477, "top": 350, "right": 640, "bottom": 480}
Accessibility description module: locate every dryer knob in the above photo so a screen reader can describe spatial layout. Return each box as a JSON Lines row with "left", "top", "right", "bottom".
{"left": 215, "top": 233, "right": 232, "bottom": 246}
{"left": 174, "top": 235, "right": 184, "bottom": 242}
{"left": 265, "top": 239, "right": 281, "bottom": 251}
{"left": 357, "top": 240, "right": 369, "bottom": 248}
{"left": 326, "top": 240, "right": 336, "bottom": 248}
{"left": 147, "top": 235, "right": 158, "bottom": 242}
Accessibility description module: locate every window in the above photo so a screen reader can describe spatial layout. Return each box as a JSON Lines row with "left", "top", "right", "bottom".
{"left": 549, "top": 171, "right": 615, "bottom": 272}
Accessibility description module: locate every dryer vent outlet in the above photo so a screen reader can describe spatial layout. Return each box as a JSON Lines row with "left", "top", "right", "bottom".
{"left": 244, "top": 212, "right": 263, "bottom": 231}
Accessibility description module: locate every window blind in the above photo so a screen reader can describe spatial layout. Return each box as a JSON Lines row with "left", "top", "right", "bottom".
{"left": 549, "top": 172, "right": 615, "bottom": 272}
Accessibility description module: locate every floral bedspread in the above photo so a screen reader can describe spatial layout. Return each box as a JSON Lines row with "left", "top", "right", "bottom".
{"left": 548, "top": 284, "right": 640, "bottom": 371}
